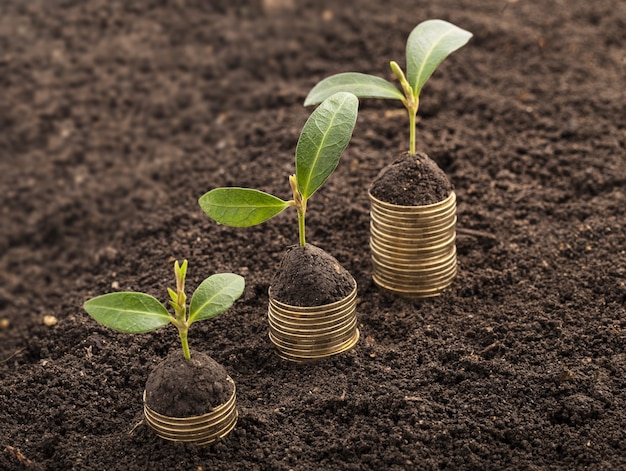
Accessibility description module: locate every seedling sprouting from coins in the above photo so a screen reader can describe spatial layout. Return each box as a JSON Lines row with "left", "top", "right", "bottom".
{"left": 305, "top": 19, "right": 472, "bottom": 155}
{"left": 199, "top": 92, "right": 358, "bottom": 246}
{"left": 83, "top": 260, "right": 244, "bottom": 360}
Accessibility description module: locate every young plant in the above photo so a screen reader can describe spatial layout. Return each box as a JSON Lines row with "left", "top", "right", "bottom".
{"left": 83, "top": 261, "right": 245, "bottom": 361}
{"left": 198, "top": 92, "right": 358, "bottom": 247}
{"left": 304, "top": 19, "right": 472, "bottom": 156}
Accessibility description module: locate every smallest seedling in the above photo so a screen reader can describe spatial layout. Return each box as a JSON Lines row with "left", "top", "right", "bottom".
{"left": 83, "top": 261, "right": 245, "bottom": 360}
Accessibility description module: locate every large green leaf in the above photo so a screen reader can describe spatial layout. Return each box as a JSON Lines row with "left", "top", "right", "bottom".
{"left": 84, "top": 292, "right": 171, "bottom": 334}
{"left": 304, "top": 73, "right": 403, "bottom": 106}
{"left": 406, "top": 19, "right": 472, "bottom": 96}
{"left": 198, "top": 188, "right": 290, "bottom": 227}
{"left": 296, "top": 92, "right": 358, "bottom": 200}
{"left": 189, "top": 273, "right": 245, "bottom": 324}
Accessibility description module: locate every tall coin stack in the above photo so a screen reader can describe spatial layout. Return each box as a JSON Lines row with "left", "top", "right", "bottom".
{"left": 268, "top": 284, "right": 359, "bottom": 362}
{"left": 368, "top": 191, "right": 457, "bottom": 298}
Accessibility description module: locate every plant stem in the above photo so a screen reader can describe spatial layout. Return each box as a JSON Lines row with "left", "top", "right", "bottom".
{"left": 289, "top": 174, "right": 307, "bottom": 247}
{"left": 389, "top": 62, "right": 420, "bottom": 156}
{"left": 179, "top": 326, "right": 191, "bottom": 360}
{"left": 297, "top": 206, "right": 306, "bottom": 247}
{"left": 409, "top": 108, "right": 416, "bottom": 155}
{"left": 170, "top": 260, "right": 191, "bottom": 360}
{"left": 406, "top": 93, "right": 420, "bottom": 155}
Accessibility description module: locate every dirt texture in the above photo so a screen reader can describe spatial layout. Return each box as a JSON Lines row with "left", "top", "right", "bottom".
{"left": 145, "top": 350, "right": 233, "bottom": 417}
{"left": 1, "top": 0, "right": 625, "bottom": 470}
{"left": 271, "top": 244, "right": 355, "bottom": 306}
{"left": 370, "top": 152, "right": 453, "bottom": 206}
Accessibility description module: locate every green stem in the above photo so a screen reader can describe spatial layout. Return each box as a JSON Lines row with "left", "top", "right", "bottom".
{"left": 179, "top": 326, "right": 191, "bottom": 360}
{"left": 409, "top": 107, "right": 417, "bottom": 155}
{"left": 289, "top": 174, "right": 307, "bottom": 247}
{"left": 390, "top": 61, "right": 419, "bottom": 154}
{"left": 297, "top": 207, "right": 306, "bottom": 247}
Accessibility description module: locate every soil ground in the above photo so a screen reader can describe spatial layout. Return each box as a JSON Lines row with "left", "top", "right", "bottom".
{"left": 1, "top": 0, "right": 625, "bottom": 469}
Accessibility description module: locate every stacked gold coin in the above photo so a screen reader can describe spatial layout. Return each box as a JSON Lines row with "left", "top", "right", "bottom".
{"left": 268, "top": 284, "right": 359, "bottom": 362}
{"left": 143, "top": 377, "right": 238, "bottom": 445}
{"left": 369, "top": 191, "right": 457, "bottom": 298}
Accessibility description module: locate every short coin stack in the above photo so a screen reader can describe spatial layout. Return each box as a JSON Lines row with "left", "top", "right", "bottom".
{"left": 268, "top": 284, "right": 359, "bottom": 362}
{"left": 143, "top": 377, "right": 238, "bottom": 446}
{"left": 369, "top": 191, "right": 457, "bottom": 298}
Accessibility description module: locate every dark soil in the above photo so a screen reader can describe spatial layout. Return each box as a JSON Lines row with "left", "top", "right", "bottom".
{"left": 1, "top": 0, "right": 625, "bottom": 470}
{"left": 271, "top": 244, "right": 355, "bottom": 306}
{"left": 144, "top": 350, "right": 233, "bottom": 417}
{"left": 370, "top": 152, "right": 453, "bottom": 206}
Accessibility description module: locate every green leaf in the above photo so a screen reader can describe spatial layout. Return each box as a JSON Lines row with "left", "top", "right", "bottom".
{"left": 199, "top": 188, "right": 290, "bottom": 227}
{"left": 304, "top": 72, "right": 404, "bottom": 106}
{"left": 189, "top": 273, "right": 245, "bottom": 324}
{"left": 84, "top": 293, "right": 171, "bottom": 334}
{"left": 406, "top": 19, "right": 472, "bottom": 96}
{"left": 167, "top": 287, "right": 178, "bottom": 303}
{"left": 296, "top": 92, "right": 359, "bottom": 200}
{"left": 175, "top": 260, "right": 188, "bottom": 286}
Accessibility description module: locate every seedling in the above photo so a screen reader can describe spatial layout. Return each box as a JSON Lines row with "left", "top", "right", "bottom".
{"left": 199, "top": 92, "right": 358, "bottom": 247}
{"left": 83, "top": 261, "right": 245, "bottom": 361}
{"left": 304, "top": 19, "right": 472, "bottom": 156}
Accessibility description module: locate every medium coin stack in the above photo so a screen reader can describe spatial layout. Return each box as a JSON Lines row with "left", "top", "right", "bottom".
{"left": 369, "top": 191, "right": 457, "bottom": 298}
{"left": 143, "top": 377, "right": 238, "bottom": 445}
{"left": 268, "top": 284, "right": 359, "bottom": 362}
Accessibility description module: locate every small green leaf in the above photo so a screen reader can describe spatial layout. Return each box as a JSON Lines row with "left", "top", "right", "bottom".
{"left": 296, "top": 92, "right": 358, "bottom": 200}
{"left": 199, "top": 188, "right": 290, "bottom": 227}
{"left": 175, "top": 260, "right": 188, "bottom": 285}
{"left": 167, "top": 287, "right": 178, "bottom": 303}
{"left": 189, "top": 273, "right": 245, "bottom": 324}
{"left": 84, "top": 293, "right": 171, "bottom": 334}
{"left": 304, "top": 72, "right": 404, "bottom": 106}
{"left": 406, "top": 19, "right": 472, "bottom": 96}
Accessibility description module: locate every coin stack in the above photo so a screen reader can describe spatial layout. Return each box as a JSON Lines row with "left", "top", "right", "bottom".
{"left": 268, "top": 284, "right": 359, "bottom": 362}
{"left": 368, "top": 191, "right": 457, "bottom": 298}
{"left": 143, "top": 377, "right": 238, "bottom": 445}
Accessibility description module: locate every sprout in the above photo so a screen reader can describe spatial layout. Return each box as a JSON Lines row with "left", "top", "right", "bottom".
{"left": 305, "top": 20, "right": 472, "bottom": 155}
{"left": 199, "top": 92, "right": 359, "bottom": 247}
{"left": 83, "top": 260, "right": 244, "bottom": 360}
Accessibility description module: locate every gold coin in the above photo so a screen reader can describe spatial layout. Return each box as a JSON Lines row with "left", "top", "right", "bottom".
{"left": 268, "top": 298, "right": 356, "bottom": 322}
{"left": 269, "top": 316, "right": 357, "bottom": 342}
{"left": 371, "top": 213, "right": 456, "bottom": 235}
{"left": 143, "top": 378, "right": 238, "bottom": 445}
{"left": 272, "top": 329, "right": 360, "bottom": 362}
{"left": 371, "top": 203, "right": 456, "bottom": 224}
{"left": 268, "top": 310, "right": 356, "bottom": 334}
{"left": 268, "top": 285, "right": 357, "bottom": 315}
{"left": 369, "top": 238, "right": 454, "bottom": 260}
{"left": 369, "top": 191, "right": 456, "bottom": 214}
{"left": 372, "top": 274, "right": 456, "bottom": 297}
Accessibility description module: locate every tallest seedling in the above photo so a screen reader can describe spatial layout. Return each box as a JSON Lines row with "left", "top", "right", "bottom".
{"left": 305, "top": 19, "right": 472, "bottom": 155}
